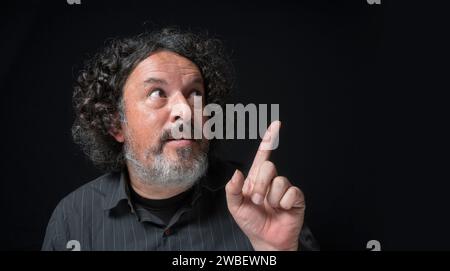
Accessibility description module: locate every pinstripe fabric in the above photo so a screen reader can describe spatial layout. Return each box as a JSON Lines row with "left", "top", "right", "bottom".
{"left": 42, "top": 160, "right": 319, "bottom": 251}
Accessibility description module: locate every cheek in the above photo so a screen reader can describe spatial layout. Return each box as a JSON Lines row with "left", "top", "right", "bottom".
{"left": 126, "top": 104, "right": 169, "bottom": 144}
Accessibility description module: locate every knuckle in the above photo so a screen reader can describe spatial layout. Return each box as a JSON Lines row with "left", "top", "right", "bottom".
{"left": 255, "top": 177, "right": 269, "bottom": 190}
{"left": 262, "top": 160, "right": 276, "bottom": 172}
{"left": 272, "top": 177, "right": 285, "bottom": 190}
{"left": 276, "top": 176, "right": 290, "bottom": 186}
{"left": 292, "top": 186, "right": 304, "bottom": 199}
{"left": 268, "top": 196, "right": 280, "bottom": 207}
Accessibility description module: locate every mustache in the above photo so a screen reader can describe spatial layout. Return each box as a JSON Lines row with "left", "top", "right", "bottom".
{"left": 160, "top": 121, "right": 203, "bottom": 142}
{"left": 133, "top": 122, "right": 208, "bottom": 160}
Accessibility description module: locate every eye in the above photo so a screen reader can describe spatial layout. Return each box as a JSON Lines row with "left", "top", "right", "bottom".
{"left": 148, "top": 88, "right": 167, "bottom": 99}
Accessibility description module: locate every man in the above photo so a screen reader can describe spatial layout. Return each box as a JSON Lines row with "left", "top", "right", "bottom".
{"left": 42, "top": 28, "right": 319, "bottom": 251}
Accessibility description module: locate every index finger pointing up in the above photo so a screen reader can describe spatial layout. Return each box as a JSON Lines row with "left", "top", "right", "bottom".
{"left": 259, "top": 120, "right": 281, "bottom": 153}
{"left": 247, "top": 120, "right": 281, "bottom": 182}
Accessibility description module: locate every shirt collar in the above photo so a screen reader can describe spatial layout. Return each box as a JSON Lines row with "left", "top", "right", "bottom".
{"left": 102, "top": 169, "right": 132, "bottom": 211}
{"left": 102, "top": 158, "right": 239, "bottom": 211}
{"left": 102, "top": 168, "right": 205, "bottom": 212}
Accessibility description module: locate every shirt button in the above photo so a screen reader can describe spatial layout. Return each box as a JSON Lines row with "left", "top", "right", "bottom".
{"left": 164, "top": 229, "right": 171, "bottom": 236}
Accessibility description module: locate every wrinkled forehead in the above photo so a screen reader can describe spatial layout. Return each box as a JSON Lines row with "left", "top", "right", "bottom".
{"left": 132, "top": 50, "right": 203, "bottom": 81}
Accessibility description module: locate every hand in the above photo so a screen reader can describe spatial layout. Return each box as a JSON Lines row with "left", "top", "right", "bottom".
{"left": 225, "top": 121, "right": 305, "bottom": 251}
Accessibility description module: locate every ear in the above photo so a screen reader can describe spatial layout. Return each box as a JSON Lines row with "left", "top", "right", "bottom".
{"left": 109, "top": 113, "right": 125, "bottom": 143}
{"left": 109, "top": 128, "right": 124, "bottom": 143}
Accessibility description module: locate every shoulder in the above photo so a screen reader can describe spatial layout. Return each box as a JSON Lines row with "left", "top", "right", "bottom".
{"left": 52, "top": 171, "right": 121, "bottom": 218}
{"left": 42, "top": 172, "right": 120, "bottom": 250}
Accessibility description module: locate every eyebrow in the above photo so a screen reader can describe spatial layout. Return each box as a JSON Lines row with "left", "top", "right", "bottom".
{"left": 144, "top": 77, "right": 168, "bottom": 85}
{"left": 143, "top": 76, "right": 204, "bottom": 86}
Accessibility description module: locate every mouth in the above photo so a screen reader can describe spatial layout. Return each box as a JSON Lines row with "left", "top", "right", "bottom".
{"left": 165, "top": 137, "right": 195, "bottom": 147}
{"left": 165, "top": 138, "right": 195, "bottom": 147}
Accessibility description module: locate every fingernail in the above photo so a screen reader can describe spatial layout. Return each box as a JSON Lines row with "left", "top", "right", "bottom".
{"left": 252, "top": 193, "right": 263, "bottom": 205}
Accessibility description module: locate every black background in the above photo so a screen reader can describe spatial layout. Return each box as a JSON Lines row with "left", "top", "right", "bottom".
{"left": 0, "top": 0, "right": 448, "bottom": 250}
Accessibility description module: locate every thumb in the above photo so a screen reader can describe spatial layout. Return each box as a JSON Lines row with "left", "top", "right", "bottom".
{"left": 225, "top": 169, "right": 245, "bottom": 211}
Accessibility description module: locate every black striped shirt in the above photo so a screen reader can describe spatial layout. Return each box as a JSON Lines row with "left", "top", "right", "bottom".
{"left": 42, "top": 160, "right": 319, "bottom": 251}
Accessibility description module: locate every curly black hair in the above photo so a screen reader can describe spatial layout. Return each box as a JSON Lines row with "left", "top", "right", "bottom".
{"left": 72, "top": 27, "right": 234, "bottom": 172}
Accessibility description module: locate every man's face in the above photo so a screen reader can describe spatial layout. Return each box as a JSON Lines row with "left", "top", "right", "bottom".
{"left": 115, "top": 50, "right": 209, "bottom": 188}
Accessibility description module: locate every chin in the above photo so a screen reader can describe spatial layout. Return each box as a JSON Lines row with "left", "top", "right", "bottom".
{"left": 164, "top": 148, "right": 194, "bottom": 161}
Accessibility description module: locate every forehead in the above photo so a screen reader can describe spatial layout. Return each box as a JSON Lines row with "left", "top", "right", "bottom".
{"left": 131, "top": 50, "right": 202, "bottom": 79}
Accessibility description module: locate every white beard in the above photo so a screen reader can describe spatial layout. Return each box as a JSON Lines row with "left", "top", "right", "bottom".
{"left": 124, "top": 140, "right": 209, "bottom": 190}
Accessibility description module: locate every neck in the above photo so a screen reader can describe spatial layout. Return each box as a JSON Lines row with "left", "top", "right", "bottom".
{"left": 127, "top": 165, "right": 190, "bottom": 200}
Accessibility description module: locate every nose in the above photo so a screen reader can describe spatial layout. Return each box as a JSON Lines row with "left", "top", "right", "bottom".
{"left": 168, "top": 92, "right": 193, "bottom": 124}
